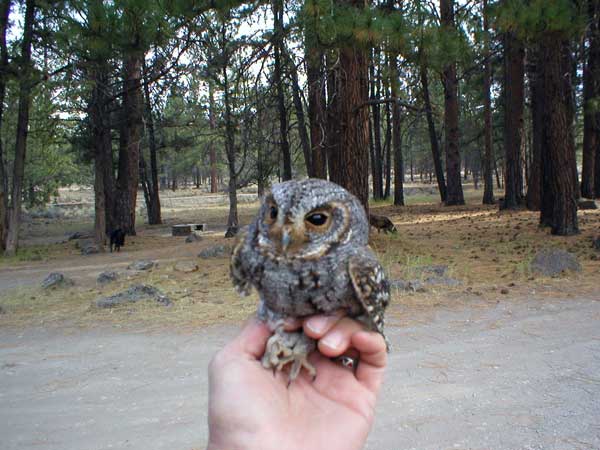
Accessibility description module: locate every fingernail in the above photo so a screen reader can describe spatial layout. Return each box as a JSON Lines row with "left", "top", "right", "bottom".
{"left": 321, "top": 331, "right": 343, "bottom": 350}
{"left": 306, "top": 316, "right": 329, "bottom": 335}
{"left": 283, "top": 318, "right": 300, "bottom": 328}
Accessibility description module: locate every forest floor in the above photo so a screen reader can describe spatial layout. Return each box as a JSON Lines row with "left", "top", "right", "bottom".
{"left": 1, "top": 183, "right": 599, "bottom": 449}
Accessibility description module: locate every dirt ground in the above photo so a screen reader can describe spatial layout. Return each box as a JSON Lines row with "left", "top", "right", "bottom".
{"left": 0, "top": 184, "right": 599, "bottom": 449}
{"left": 1, "top": 294, "right": 599, "bottom": 450}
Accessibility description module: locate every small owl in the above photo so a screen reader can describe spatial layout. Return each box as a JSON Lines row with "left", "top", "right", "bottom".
{"left": 230, "top": 178, "right": 390, "bottom": 380}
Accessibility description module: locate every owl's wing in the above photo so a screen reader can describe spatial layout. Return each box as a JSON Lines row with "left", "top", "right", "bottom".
{"left": 230, "top": 230, "right": 252, "bottom": 296}
{"left": 348, "top": 254, "right": 390, "bottom": 335}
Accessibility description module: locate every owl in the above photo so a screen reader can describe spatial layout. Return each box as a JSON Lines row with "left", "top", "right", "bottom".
{"left": 230, "top": 178, "right": 390, "bottom": 381}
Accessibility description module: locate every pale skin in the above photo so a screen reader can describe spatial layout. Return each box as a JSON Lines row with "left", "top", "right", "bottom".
{"left": 207, "top": 313, "right": 388, "bottom": 450}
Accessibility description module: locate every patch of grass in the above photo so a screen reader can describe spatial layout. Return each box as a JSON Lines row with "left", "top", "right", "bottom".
{"left": 0, "top": 246, "right": 50, "bottom": 266}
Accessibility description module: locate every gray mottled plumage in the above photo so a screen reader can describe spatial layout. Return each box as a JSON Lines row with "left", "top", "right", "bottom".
{"left": 230, "top": 178, "right": 390, "bottom": 379}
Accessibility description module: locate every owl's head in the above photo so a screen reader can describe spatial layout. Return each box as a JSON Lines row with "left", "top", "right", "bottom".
{"left": 254, "top": 179, "right": 368, "bottom": 259}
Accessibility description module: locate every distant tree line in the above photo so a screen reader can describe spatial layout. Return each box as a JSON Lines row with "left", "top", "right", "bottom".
{"left": 0, "top": 0, "right": 598, "bottom": 255}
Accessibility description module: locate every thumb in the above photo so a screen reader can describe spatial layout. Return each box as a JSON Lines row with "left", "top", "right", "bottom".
{"left": 230, "top": 316, "right": 272, "bottom": 360}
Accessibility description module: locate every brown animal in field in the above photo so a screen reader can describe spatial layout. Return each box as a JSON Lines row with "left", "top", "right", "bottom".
{"left": 369, "top": 214, "right": 397, "bottom": 234}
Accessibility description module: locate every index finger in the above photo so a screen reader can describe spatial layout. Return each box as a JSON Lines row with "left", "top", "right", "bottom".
{"left": 228, "top": 316, "right": 271, "bottom": 360}
{"left": 352, "top": 331, "right": 387, "bottom": 392}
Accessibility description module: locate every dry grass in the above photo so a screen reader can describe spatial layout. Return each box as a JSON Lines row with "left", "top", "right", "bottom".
{"left": 1, "top": 184, "right": 599, "bottom": 331}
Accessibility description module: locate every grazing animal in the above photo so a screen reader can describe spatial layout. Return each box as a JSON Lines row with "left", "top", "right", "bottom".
{"left": 230, "top": 179, "right": 390, "bottom": 381}
{"left": 369, "top": 213, "right": 397, "bottom": 234}
{"left": 110, "top": 228, "right": 125, "bottom": 252}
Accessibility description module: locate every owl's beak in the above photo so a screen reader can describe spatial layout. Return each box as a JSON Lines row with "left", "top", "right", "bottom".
{"left": 281, "top": 227, "right": 292, "bottom": 250}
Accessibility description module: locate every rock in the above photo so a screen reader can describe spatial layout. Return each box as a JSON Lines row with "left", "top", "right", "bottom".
{"left": 128, "top": 260, "right": 155, "bottom": 271}
{"left": 391, "top": 272, "right": 460, "bottom": 293}
{"left": 423, "top": 276, "right": 461, "bottom": 288}
{"left": 174, "top": 261, "right": 198, "bottom": 273}
{"left": 500, "top": 288, "right": 509, "bottom": 295}
{"left": 593, "top": 237, "right": 600, "bottom": 251}
{"left": 95, "top": 284, "right": 171, "bottom": 308}
{"left": 97, "top": 271, "right": 118, "bottom": 284}
{"left": 79, "top": 239, "right": 100, "bottom": 255}
{"left": 185, "top": 233, "right": 202, "bottom": 243}
{"left": 67, "top": 231, "right": 93, "bottom": 240}
{"left": 42, "top": 272, "right": 74, "bottom": 289}
{"left": 390, "top": 279, "right": 426, "bottom": 293}
{"left": 530, "top": 248, "right": 582, "bottom": 277}
{"left": 390, "top": 279, "right": 408, "bottom": 291}
{"left": 198, "top": 244, "right": 231, "bottom": 259}
{"left": 415, "top": 265, "right": 449, "bottom": 277}
{"left": 578, "top": 199, "right": 598, "bottom": 210}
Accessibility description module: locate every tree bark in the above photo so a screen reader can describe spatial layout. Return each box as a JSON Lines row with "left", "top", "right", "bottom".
{"left": 582, "top": 0, "right": 600, "bottom": 198}
{"left": 114, "top": 48, "right": 143, "bottom": 236}
{"left": 384, "top": 98, "right": 392, "bottom": 199}
{"left": 526, "top": 44, "right": 543, "bottom": 211}
{"left": 273, "top": 0, "right": 292, "bottom": 181}
{"left": 370, "top": 49, "right": 384, "bottom": 200}
{"left": 208, "top": 82, "right": 218, "bottom": 193}
{"left": 222, "top": 22, "right": 238, "bottom": 233}
{"left": 89, "top": 66, "right": 113, "bottom": 249}
{"left": 5, "top": 0, "right": 34, "bottom": 255}
{"left": 287, "top": 53, "right": 312, "bottom": 177}
{"left": 0, "top": 0, "right": 11, "bottom": 251}
{"left": 539, "top": 33, "right": 579, "bottom": 235}
{"left": 326, "top": 52, "right": 341, "bottom": 184}
{"left": 329, "top": 0, "right": 370, "bottom": 212}
{"left": 142, "top": 59, "right": 161, "bottom": 225}
{"left": 420, "top": 64, "right": 447, "bottom": 202}
{"left": 440, "top": 0, "right": 464, "bottom": 206}
{"left": 502, "top": 30, "right": 525, "bottom": 209}
{"left": 482, "top": 0, "right": 495, "bottom": 205}
{"left": 390, "top": 54, "right": 404, "bottom": 206}
{"left": 305, "top": 2, "right": 327, "bottom": 179}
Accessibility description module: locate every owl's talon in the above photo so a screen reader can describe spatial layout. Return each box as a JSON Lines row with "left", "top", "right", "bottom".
{"left": 261, "top": 328, "right": 316, "bottom": 382}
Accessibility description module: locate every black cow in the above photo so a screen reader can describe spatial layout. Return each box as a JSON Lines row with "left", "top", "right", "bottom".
{"left": 110, "top": 228, "right": 125, "bottom": 252}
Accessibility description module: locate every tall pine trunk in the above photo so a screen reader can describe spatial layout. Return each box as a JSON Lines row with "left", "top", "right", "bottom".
{"left": 329, "top": 0, "right": 370, "bottom": 211}
{"left": 482, "top": 0, "right": 494, "bottom": 205}
{"left": 582, "top": 0, "right": 600, "bottom": 198}
{"left": 390, "top": 54, "right": 404, "bottom": 206}
{"left": 369, "top": 49, "right": 384, "bottom": 199}
{"left": 273, "top": 0, "right": 292, "bottom": 181}
{"left": 0, "top": 0, "right": 11, "bottom": 251}
{"left": 384, "top": 98, "right": 392, "bottom": 199}
{"left": 326, "top": 52, "right": 341, "bottom": 184}
{"left": 114, "top": 49, "right": 143, "bottom": 235}
{"left": 420, "top": 64, "right": 447, "bottom": 202}
{"left": 440, "top": 0, "right": 464, "bottom": 206}
{"left": 305, "top": 5, "right": 327, "bottom": 179}
{"left": 502, "top": 31, "right": 525, "bottom": 209}
{"left": 142, "top": 60, "right": 161, "bottom": 225}
{"left": 90, "top": 67, "right": 113, "bottom": 248}
{"left": 5, "top": 0, "right": 34, "bottom": 255}
{"left": 539, "top": 33, "right": 579, "bottom": 235}
{"left": 526, "top": 45, "right": 543, "bottom": 211}
{"left": 287, "top": 52, "right": 312, "bottom": 176}
{"left": 208, "top": 82, "right": 218, "bottom": 193}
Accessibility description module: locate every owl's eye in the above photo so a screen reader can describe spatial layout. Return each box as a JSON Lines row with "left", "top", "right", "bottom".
{"left": 306, "top": 212, "right": 328, "bottom": 226}
{"left": 269, "top": 206, "right": 278, "bottom": 220}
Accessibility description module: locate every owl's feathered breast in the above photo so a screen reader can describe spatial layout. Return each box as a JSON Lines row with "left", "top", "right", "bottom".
{"left": 233, "top": 225, "right": 360, "bottom": 317}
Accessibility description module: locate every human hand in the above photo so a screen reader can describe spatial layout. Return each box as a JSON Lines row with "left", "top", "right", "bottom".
{"left": 207, "top": 314, "right": 387, "bottom": 450}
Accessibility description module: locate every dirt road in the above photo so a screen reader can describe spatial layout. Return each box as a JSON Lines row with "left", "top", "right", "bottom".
{"left": 1, "top": 295, "right": 599, "bottom": 450}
